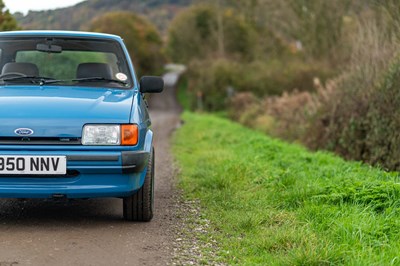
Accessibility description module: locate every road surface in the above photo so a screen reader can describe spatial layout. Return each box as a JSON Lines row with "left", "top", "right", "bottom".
{"left": 0, "top": 74, "right": 182, "bottom": 266}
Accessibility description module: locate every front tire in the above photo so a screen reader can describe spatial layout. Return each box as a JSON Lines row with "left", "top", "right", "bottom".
{"left": 123, "top": 148, "right": 154, "bottom": 222}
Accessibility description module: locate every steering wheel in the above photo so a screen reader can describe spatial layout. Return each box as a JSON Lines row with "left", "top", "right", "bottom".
{"left": 0, "top": 72, "right": 27, "bottom": 79}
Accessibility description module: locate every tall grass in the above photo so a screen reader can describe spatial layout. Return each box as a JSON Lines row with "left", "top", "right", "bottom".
{"left": 173, "top": 112, "right": 400, "bottom": 265}
{"left": 304, "top": 15, "right": 400, "bottom": 170}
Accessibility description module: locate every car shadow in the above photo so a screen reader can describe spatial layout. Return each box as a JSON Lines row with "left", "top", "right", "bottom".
{"left": 0, "top": 198, "right": 129, "bottom": 226}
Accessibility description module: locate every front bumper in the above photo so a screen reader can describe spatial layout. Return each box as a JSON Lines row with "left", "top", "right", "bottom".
{"left": 0, "top": 148, "right": 150, "bottom": 199}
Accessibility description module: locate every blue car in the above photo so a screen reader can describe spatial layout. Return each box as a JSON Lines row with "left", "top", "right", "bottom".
{"left": 0, "top": 31, "right": 164, "bottom": 221}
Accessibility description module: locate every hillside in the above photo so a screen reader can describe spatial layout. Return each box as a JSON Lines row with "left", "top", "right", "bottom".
{"left": 14, "top": 0, "right": 194, "bottom": 33}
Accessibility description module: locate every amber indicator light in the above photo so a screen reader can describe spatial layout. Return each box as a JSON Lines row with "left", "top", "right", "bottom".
{"left": 121, "top": 124, "right": 138, "bottom": 146}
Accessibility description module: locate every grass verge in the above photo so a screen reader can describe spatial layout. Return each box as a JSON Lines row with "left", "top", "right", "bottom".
{"left": 177, "top": 76, "right": 191, "bottom": 111}
{"left": 173, "top": 112, "right": 400, "bottom": 265}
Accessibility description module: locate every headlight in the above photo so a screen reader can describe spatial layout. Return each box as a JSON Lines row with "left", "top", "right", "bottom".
{"left": 82, "top": 125, "right": 121, "bottom": 145}
{"left": 81, "top": 124, "right": 139, "bottom": 146}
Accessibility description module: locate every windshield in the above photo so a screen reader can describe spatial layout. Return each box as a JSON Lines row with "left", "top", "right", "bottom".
{"left": 0, "top": 37, "right": 134, "bottom": 88}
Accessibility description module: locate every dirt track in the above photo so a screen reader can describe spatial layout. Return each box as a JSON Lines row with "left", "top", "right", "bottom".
{"left": 0, "top": 77, "right": 182, "bottom": 265}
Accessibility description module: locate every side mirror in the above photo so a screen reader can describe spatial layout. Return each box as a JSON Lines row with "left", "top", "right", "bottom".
{"left": 140, "top": 76, "right": 164, "bottom": 93}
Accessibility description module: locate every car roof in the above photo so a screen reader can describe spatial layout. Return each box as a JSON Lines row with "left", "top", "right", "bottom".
{"left": 0, "top": 30, "right": 123, "bottom": 41}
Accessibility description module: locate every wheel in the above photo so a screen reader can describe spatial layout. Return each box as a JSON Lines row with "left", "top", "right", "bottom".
{"left": 123, "top": 148, "right": 154, "bottom": 222}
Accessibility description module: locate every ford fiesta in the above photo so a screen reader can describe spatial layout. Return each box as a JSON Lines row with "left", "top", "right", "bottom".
{"left": 0, "top": 31, "right": 164, "bottom": 222}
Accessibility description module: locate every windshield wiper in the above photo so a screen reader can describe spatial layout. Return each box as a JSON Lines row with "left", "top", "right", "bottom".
{"left": 6, "top": 76, "right": 130, "bottom": 86}
{"left": 72, "top": 77, "right": 128, "bottom": 86}
{"left": 0, "top": 76, "right": 56, "bottom": 85}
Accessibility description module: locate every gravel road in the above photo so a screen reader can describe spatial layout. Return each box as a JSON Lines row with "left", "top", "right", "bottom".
{"left": 0, "top": 75, "right": 182, "bottom": 266}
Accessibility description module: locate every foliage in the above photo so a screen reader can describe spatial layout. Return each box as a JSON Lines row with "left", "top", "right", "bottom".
{"left": 167, "top": 1, "right": 341, "bottom": 112}
{"left": 173, "top": 111, "right": 400, "bottom": 265}
{"left": 185, "top": 59, "right": 240, "bottom": 111}
{"left": 284, "top": 0, "right": 353, "bottom": 62}
{"left": 200, "top": 1, "right": 400, "bottom": 171}
{"left": 17, "top": 51, "right": 110, "bottom": 80}
{"left": 209, "top": 0, "right": 357, "bottom": 64}
{"left": 90, "top": 12, "right": 164, "bottom": 76}
{"left": 185, "top": 58, "right": 333, "bottom": 111}
{"left": 307, "top": 60, "right": 400, "bottom": 171}
{"left": 176, "top": 75, "right": 192, "bottom": 110}
{"left": 167, "top": 4, "right": 257, "bottom": 63}
{"left": 0, "top": 0, "right": 19, "bottom": 31}
{"left": 14, "top": 0, "right": 193, "bottom": 33}
{"left": 302, "top": 14, "right": 400, "bottom": 171}
{"left": 226, "top": 18, "right": 400, "bottom": 172}
{"left": 228, "top": 77, "right": 337, "bottom": 142}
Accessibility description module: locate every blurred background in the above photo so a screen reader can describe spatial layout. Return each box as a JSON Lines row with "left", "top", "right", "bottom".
{"left": 1, "top": 0, "right": 400, "bottom": 171}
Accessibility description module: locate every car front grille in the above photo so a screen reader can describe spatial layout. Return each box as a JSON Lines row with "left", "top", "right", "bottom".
{"left": 0, "top": 137, "right": 81, "bottom": 145}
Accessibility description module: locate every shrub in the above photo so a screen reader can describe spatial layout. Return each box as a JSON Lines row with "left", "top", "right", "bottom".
{"left": 228, "top": 92, "right": 260, "bottom": 123}
{"left": 365, "top": 59, "right": 400, "bottom": 169}
{"left": 187, "top": 58, "right": 334, "bottom": 111}
{"left": 228, "top": 77, "right": 337, "bottom": 142}
{"left": 174, "top": 1, "right": 400, "bottom": 171}
{"left": 302, "top": 16, "right": 400, "bottom": 171}
{"left": 90, "top": 12, "right": 165, "bottom": 76}
{"left": 239, "top": 15, "right": 400, "bottom": 171}
{"left": 262, "top": 90, "right": 314, "bottom": 141}
{"left": 186, "top": 59, "right": 241, "bottom": 111}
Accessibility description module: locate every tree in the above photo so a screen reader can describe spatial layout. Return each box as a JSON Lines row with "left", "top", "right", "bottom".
{"left": 90, "top": 12, "right": 164, "bottom": 76}
{"left": 0, "top": 0, "right": 19, "bottom": 31}
{"left": 167, "top": 4, "right": 257, "bottom": 63}
{"left": 284, "top": 0, "right": 352, "bottom": 61}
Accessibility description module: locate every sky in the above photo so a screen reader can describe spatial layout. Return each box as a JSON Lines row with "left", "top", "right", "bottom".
{"left": 3, "top": 0, "right": 86, "bottom": 14}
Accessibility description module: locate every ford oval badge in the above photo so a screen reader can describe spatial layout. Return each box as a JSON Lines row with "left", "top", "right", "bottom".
{"left": 15, "top": 128, "right": 34, "bottom": 136}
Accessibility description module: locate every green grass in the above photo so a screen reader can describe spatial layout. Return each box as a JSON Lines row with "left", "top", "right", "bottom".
{"left": 173, "top": 112, "right": 400, "bottom": 265}
{"left": 177, "top": 76, "right": 192, "bottom": 111}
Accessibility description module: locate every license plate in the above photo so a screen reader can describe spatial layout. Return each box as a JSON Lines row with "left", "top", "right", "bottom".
{"left": 0, "top": 156, "right": 67, "bottom": 175}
